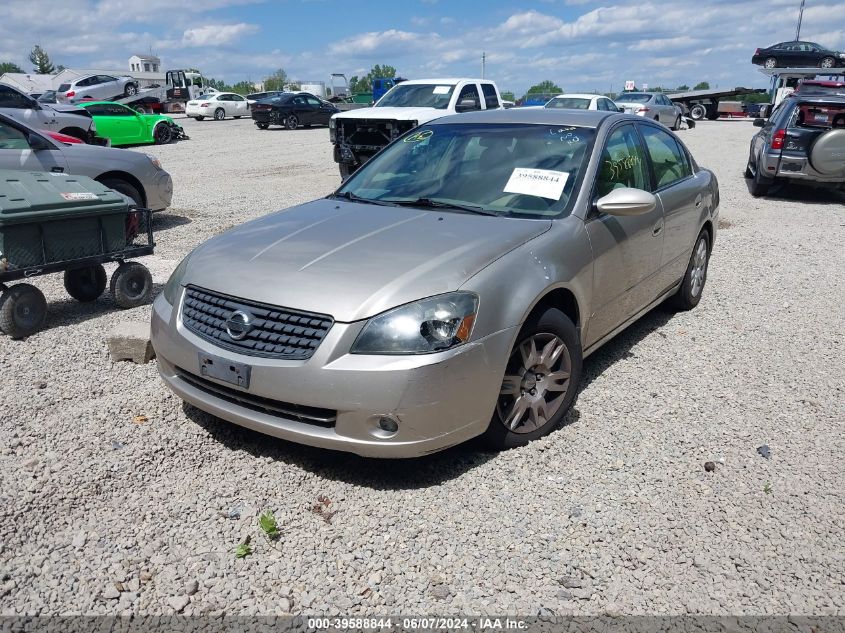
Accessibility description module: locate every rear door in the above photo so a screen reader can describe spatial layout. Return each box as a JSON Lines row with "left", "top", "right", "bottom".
{"left": 230, "top": 94, "right": 248, "bottom": 116}
{"left": 97, "top": 76, "right": 119, "bottom": 100}
{"left": 305, "top": 95, "right": 326, "bottom": 124}
{"left": 480, "top": 83, "right": 500, "bottom": 110}
{"left": 0, "top": 118, "right": 68, "bottom": 173}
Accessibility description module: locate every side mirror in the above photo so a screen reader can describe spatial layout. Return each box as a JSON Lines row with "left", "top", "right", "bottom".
{"left": 455, "top": 98, "right": 478, "bottom": 113}
{"left": 753, "top": 118, "right": 766, "bottom": 127}
{"left": 27, "top": 133, "right": 53, "bottom": 151}
{"left": 595, "top": 188, "right": 657, "bottom": 216}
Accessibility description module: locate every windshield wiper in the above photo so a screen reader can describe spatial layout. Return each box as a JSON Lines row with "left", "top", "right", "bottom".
{"left": 330, "top": 191, "right": 395, "bottom": 206}
{"left": 382, "top": 198, "right": 499, "bottom": 216}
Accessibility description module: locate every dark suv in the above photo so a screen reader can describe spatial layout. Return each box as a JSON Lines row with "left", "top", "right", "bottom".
{"left": 746, "top": 95, "right": 845, "bottom": 196}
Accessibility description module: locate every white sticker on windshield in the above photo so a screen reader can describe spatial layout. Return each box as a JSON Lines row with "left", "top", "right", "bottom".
{"left": 504, "top": 168, "right": 569, "bottom": 201}
{"left": 432, "top": 85, "right": 451, "bottom": 94}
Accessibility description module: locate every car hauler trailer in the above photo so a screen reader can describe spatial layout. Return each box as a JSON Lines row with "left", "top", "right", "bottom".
{"left": 114, "top": 70, "right": 214, "bottom": 113}
{"left": 666, "top": 86, "right": 767, "bottom": 120}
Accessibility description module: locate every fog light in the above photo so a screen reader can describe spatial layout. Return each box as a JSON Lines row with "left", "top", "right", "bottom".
{"left": 378, "top": 416, "right": 399, "bottom": 433}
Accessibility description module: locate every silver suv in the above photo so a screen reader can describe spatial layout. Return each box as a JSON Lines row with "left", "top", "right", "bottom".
{"left": 746, "top": 95, "right": 845, "bottom": 196}
{"left": 0, "top": 83, "right": 97, "bottom": 142}
{"left": 56, "top": 74, "right": 139, "bottom": 105}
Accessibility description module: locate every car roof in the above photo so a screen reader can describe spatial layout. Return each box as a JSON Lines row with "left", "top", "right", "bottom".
{"left": 399, "top": 78, "right": 487, "bottom": 85}
{"left": 549, "top": 94, "right": 603, "bottom": 100}
{"left": 428, "top": 107, "right": 620, "bottom": 128}
{"left": 786, "top": 94, "right": 845, "bottom": 105}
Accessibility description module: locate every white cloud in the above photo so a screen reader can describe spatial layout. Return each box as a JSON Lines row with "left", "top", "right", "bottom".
{"left": 181, "top": 23, "right": 258, "bottom": 47}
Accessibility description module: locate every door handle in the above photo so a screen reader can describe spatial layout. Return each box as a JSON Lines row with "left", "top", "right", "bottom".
{"left": 652, "top": 220, "right": 664, "bottom": 237}
{"left": 50, "top": 167, "right": 64, "bottom": 173}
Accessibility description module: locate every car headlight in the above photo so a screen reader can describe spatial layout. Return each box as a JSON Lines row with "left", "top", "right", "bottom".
{"left": 351, "top": 292, "right": 478, "bottom": 355}
{"left": 162, "top": 253, "right": 192, "bottom": 305}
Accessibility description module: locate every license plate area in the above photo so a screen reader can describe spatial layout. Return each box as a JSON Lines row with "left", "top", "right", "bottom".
{"left": 198, "top": 352, "right": 251, "bottom": 389}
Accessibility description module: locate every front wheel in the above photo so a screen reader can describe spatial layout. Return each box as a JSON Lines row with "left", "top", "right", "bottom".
{"left": 110, "top": 262, "right": 152, "bottom": 309}
{"left": 667, "top": 230, "right": 710, "bottom": 311}
{"left": 213, "top": 108, "right": 225, "bottom": 121}
{"left": 764, "top": 57, "right": 778, "bottom": 69}
{"left": 255, "top": 122, "right": 269, "bottom": 130}
{"left": 153, "top": 123, "right": 173, "bottom": 145}
{"left": 484, "top": 308, "right": 582, "bottom": 450}
{"left": 124, "top": 83, "right": 138, "bottom": 97}
{"left": 820, "top": 56, "right": 836, "bottom": 69}
{"left": 194, "top": 116, "right": 204, "bottom": 121}
{"left": 0, "top": 284, "right": 47, "bottom": 339}
{"left": 689, "top": 104, "right": 707, "bottom": 120}
{"left": 671, "top": 115, "right": 681, "bottom": 131}
{"left": 339, "top": 162, "right": 356, "bottom": 180}
{"left": 285, "top": 114, "right": 299, "bottom": 130}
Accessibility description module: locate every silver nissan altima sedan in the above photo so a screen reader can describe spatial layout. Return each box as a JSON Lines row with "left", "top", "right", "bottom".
{"left": 152, "top": 108, "right": 719, "bottom": 457}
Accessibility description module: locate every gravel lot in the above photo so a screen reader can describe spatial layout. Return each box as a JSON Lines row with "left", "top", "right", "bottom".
{"left": 1, "top": 116, "right": 843, "bottom": 617}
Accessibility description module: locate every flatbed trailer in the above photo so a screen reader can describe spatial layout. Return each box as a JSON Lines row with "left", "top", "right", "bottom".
{"left": 666, "top": 87, "right": 767, "bottom": 120}
{"left": 757, "top": 67, "right": 845, "bottom": 111}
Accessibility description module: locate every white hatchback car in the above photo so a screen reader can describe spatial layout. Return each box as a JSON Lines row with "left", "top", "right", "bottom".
{"left": 185, "top": 93, "right": 249, "bottom": 121}
{"left": 545, "top": 93, "right": 621, "bottom": 112}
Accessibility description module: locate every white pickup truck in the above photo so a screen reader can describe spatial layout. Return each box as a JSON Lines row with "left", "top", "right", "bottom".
{"left": 329, "top": 78, "right": 503, "bottom": 178}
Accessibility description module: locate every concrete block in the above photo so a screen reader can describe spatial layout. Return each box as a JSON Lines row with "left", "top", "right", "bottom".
{"left": 107, "top": 321, "right": 155, "bottom": 364}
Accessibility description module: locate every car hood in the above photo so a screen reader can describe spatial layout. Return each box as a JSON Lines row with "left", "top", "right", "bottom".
{"left": 183, "top": 199, "right": 551, "bottom": 322}
{"left": 58, "top": 141, "right": 151, "bottom": 165}
{"left": 333, "top": 106, "right": 450, "bottom": 124}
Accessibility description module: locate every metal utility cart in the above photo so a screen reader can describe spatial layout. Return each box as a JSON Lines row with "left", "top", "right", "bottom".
{"left": 0, "top": 170, "right": 155, "bottom": 338}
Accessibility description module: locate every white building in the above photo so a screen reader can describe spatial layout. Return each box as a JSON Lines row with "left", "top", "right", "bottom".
{"left": 129, "top": 54, "right": 161, "bottom": 74}
{"left": 0, "top": 73, "right": 54, "bottom": 94}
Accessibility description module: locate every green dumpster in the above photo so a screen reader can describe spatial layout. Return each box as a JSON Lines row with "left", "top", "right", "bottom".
{"left": 0, "top": 170, "right": 129, "bottom": 270}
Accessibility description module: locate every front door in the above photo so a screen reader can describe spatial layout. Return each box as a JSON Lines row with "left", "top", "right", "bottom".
{"left": 0, "top": 85, "right": 60, "bottom": 132}
{"left": 584, "top": 123, "right": 665, "bottom": 346}
{"left": 0, "top": 119, "right": 68, "bottom": 173}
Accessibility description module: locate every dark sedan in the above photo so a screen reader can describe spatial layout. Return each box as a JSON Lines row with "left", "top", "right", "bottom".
{"left": 251, "top": 93, "right": 340, "bottom": 130}
{"left": 752, "top": 41, "right": 845, "bottom": 69}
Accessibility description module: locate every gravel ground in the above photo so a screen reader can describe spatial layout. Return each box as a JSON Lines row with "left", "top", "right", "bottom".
{"left": 1, "top": 116, "right": 843, "bottom": 617}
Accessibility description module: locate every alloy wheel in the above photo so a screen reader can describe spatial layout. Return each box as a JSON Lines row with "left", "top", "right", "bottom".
{"left": 496, "top": 333, "right": 572, "bottom": 434}
{"left": 690, "top": 237, "right": 708, "bottom": 297}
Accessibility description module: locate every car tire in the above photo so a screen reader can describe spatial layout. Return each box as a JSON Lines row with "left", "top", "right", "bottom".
{"left": 820, "top": 56, "right": 836, "bottom": 69}
{"left": 214, "top": 108, "right": 225, "bottom": 121}
{"left": 744, "top": 158, "right": 754, "bottom": 178}
{"left": 749, "top": 159, "right": 773, "bottom": 197}
{"left": 98, "top": 178, "right": 143, "bottom": 208}
{"left": 124, "top": 83, "right": 138, "bottom": 97}
{"left": 764, "top": 57, "right": 778, "bottom": 69}
{"left": 285, "top": 114, "right": 299, "bottom": 130}
{"left": 110, "top": 262, "right": 152, "bottom": 309}
{"left": 64, "top": 265, "right": 107, "bottom": 302}
{"left": 671, "top": 115, "right": 681, "bottom": 131}
{"left": 0, "top": 283, "right": 47, "bottom": 339}
{"left": 339, "top": 163, "right": 356, "bottom": 180}
{"left": 667, "top": 230, "right": 710, "bottom": 311}
{"left": 483, "top": 308, "right": 582, "bottom": 450}
{"left": 153, "top": 123, "right": 173, "bottom": 145}
{"left": 194, "top": 116, "right": 204, "bottom": 121}
{"left": 689, "top": 104, "right": 707, "bottom": 120}
{"left": 256, "top": 122, "right": 270, "bottom": 130}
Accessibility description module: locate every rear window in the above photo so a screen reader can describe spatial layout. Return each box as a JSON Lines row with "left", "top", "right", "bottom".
{"left": 794, "top": 103, "right": 845, "bottom": 129}
{"left": 546, "top": 97, "right": 591, "bottom": 110}
{"left": 616, "top": 93, "right": 651, "bottom": 103}
{"left": 58, "top": 84, "right": 71, "bottom": 92}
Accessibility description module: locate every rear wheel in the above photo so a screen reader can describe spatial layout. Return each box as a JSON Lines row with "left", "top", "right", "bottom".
{"left": 820, "top": 56, "right": 836, "bottom": 69}
{"left": 671, "top": 115, "right": 681, "bottom": 131}
{"left": 194, "top": 116, "right": 204, "bottom": 121}
{"left": 110, "top": 262, "right": 152, "bottom": 309}
{"left": 153, "top": 123, "right": 173, "bottom": 145}
{"left": 667, "top": 231, "right": 710, "bottom": 311}
{"left": 214, "top": 108, "right": 225, "bottom": 121}
{"left": 64, "top": 265, "right": 107, "bottom": 302}
{"left": 285, "top": 114, "right": 299, "bottom": 130}
{"left": 689, "top": 104, "right": 707, "bottom": 120}
{"left": 483, "top": 308, "right": 582, "bottom": 450}
{"left": 764, "top": 57, "right": 778, "bottom": 69}
{"left": 98, "top": 178, "right": 142, "bottom": 208}
{"left": 0, "top": 284, "right": 47, "bottom": 339}
{"left": 256, "top": 122, "right": 270, "bottom": 130}
{"left": 749, "top": 159, "right": 773, "bottom": 197}
{"left": 339, "top": 163, "right": 356, "bottom": 180}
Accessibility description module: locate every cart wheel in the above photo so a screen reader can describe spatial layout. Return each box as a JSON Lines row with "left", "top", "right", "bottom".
{"left": 0, "top": 284, "right": 47, "bottom": 339}
{"left": 110, "top": 262, "right": 152, "bottom": 309}
{"left": 64, "top": 264, "right": 107, "bottom": 302}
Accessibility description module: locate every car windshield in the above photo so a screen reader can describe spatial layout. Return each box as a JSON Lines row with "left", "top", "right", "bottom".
{"left": 376, "top": 84, "right": 455, "bottom": 109}
{"left": 546, "top": 97, "right": 591, "bottom": 110}
{"left": 335, "top": 123, "right": 595, "bottom": 219}
{"left": 616, "top": 93, "right": 651, "bottom": 103}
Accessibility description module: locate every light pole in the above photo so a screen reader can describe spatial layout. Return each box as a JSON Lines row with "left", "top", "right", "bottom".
{"left": 795, "top": 0, "right": 805, "bottom": 41}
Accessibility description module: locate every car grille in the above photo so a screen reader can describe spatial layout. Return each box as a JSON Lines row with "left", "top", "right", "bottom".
{"left": 175, "top": 367, "right": 336, "bottom": 428}
{"left": 181, "top": 286, "right": 333, "bottom": 359}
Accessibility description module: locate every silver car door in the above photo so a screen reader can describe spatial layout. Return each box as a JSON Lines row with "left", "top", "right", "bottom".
{"left": 0, "top": 86, "right": 59, "bottom": 132}
{"left": 0, "top": 119, "right": 68, "bottom": 173}
{"left": 584, "top": 123, "right": 665, "bottom": 346}
{"left": 638, "top": 123, "right": 701, "bottom": 287}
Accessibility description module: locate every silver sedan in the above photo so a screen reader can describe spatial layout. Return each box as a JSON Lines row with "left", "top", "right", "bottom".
{"left": 152, "top": 108, "right": 718, "bottom": 457}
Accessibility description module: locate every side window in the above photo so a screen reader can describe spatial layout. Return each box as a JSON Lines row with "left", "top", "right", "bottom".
{"left": 457, "top": 84, "right": 481, "bottom": 110}
{"left": 107, "top": 104, "right": 133, "bottom": 116}
{"left": 0, "top": 121, "right": 30, "bottom": 149}
{"left": 306, "top": 97, "right": 321, "bottom": 106}
{"left": 596, "top": 124, "right": 650, "bottom": 199}
{"left": 83, "top": 104, "right": 110, "bottom": 116}
{"left": 640, "top": 125, "right": 692, "bottom": 189}
{"left": 232, "top": 95, "right": 245, "bottom": 102}
{"left": 0, "top": 85, "right": 32, "bottom": 109}
{"left": 99, "top": 75, "right": 116, "bottom": 83}
{"left": 481, "top": 83, "right": 499, "bottom": 109}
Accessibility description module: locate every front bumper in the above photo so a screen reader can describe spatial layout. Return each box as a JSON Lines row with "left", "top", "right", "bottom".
{"left": 151, "top": 291, "right": 514, "bottom": 458}
{"left": 146, "top": 170, "right": 173, "bottom": 211}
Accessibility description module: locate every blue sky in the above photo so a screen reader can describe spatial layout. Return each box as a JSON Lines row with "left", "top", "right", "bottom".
{"left": 3, "top": 0, "right": 844, "bottom": 94}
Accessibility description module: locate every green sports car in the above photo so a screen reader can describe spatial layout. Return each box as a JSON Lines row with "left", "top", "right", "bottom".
{"left": 80, "top": 101, "right": 187, "bottom": 146}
